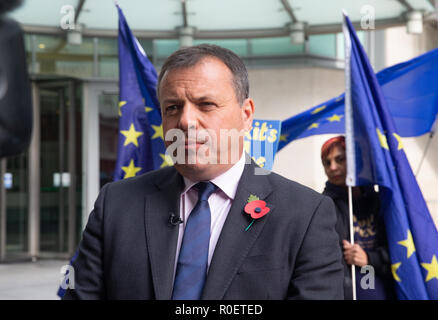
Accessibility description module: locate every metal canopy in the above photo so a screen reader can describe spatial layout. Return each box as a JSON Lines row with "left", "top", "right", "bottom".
{"left": 7, "top": 0, "right": 437, "bottom": 39}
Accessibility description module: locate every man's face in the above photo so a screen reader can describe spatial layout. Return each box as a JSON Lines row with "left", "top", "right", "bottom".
{"left": 158, "top": 57, "right": 254, "bottom": 181}
{"left": 322, "top": 145, "right": 347, "bottom": 186}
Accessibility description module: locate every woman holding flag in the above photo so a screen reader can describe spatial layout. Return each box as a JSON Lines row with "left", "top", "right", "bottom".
{"left": 321, "top": 136, "right": 396, "bottom": 300}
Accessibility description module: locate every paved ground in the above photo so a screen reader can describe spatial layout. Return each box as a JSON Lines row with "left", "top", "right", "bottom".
{"left": 0, "top": 259, "right": 69, "bottom": 300}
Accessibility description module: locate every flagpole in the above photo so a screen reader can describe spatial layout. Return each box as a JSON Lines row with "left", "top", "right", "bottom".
{"left": 342, "top": 9, "right": 357, "bottom": 300}
{"left": 347, "top": 186, "right": 356, "bottom": 300}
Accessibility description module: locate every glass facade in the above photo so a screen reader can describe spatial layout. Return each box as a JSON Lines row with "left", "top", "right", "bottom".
{"left": 99, "top": 92, "right": 119, "bottom": 187}
{"left": 22, "top": 30, "right": 368, "bottom": 80}
{"left": 97, "top": 37, "right": 119, "bottom": 79}
{"left": 5, "top": 152, "right": 29, "bottom": 259}
{"left": 308, "top": 34, "right": 337, "bottom": 57}
{"left": 38, "top": 82, "right": 82, "bottom": 255}
{"left": 193, "top": 39, "right": 250, "bottom": 56}
{"left": 25, "top": 34, "right": 95, "bottom": 77}
{"left": 0, "top": 79, "right": 83, "bottom": 261}
{"left": 251, "top": 37, "right": 305, "bottom": 56}
{"left": 39, "top": 87, "right": 68, "bottom": 252}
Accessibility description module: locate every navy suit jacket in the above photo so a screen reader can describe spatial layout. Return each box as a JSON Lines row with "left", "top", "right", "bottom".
{"left": 63, "top": 160, "right": 344, "bottom": 299}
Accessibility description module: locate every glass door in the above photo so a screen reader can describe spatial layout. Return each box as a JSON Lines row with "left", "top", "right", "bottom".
{"left": 0, "top": 78, "right": 83, "bottom": 262}
{"left": 37, "top": 80, "right": 81, "bottom": 258}
{"left": 1, "top": 152, "right": 29, "bottom": 261}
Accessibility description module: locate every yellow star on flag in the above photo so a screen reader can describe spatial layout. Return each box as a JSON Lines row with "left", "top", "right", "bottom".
{"left": 280, "top": 134, "right": 288, "bottom": 142}
{"left": 151, "top": 124, "right": 164, "bottom": 140}
{"left": 159, "top": 153, "right": 173, "bottom": 168}
{"left": 145, "top": 106, "right": 153, "bottom": 113}
{"left": 307, "top": 123, "right": 319, "bottom": 130}
{"left": 398, "top": 230, "right": 416, "bottom": 258}
{"left": 327, "top": 114, "right": 343, "bottom": 122}
{"left": 118, "top": 101, "right": 127, "bottom": 117}
{"left": 393, "top": 133, "right": 404, "bottom": 150}
{"left": 121, "top": 159, "right": 142, "bottom": 179}
{"left": 311, "top": 106, "right": 326, "bottom": 114}
{"left": 391, "top": 262, "right": 402, "bottom": 282}
{"left": 121, "top": 124, "right": 144, "bottom": 147}
{"left": 376, "top": 128, "right": 389, "bottom": 150}
{"left": 421, "top": 255, "right": 438, "bottom": 282}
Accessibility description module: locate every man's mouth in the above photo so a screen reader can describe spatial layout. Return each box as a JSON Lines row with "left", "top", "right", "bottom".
{"left": 185, "top": 140, "right": 207, "bottom": 149}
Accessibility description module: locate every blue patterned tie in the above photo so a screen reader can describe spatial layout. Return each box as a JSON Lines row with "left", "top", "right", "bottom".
{"left": 172, "top": 181, "right": 218, "bottom": 300}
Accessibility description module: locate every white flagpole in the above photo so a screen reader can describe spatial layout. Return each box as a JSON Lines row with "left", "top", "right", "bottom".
{"left": 347, "top": 186, "right": 356, "bottom": 300}
{"left": 342, "top": 10, "right": 357, "bottom": 301}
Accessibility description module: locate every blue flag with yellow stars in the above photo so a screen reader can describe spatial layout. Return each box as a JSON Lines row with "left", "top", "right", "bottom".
{"left": 343, "top": 14, "right": 438, "bottom": 300}
{"left": 114, "top": 5, "right": 171, "bottom": 181}
{"left": 278, "top": 45, "right": 438, "bottom": 151}
{"left": 278, "top": 95, "right": 345, "bottom": 150}
{"left": 57, "top": 5, "right": 170, "bottom": 299}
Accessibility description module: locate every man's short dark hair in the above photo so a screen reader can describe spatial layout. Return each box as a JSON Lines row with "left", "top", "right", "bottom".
{"left": 157, "top": 44, "right": 249, "bottom": 104}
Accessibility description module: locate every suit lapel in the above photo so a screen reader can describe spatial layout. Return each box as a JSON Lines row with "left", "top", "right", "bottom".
{"left": 202, "top": 160, "right": 274, "bottom": 300}
{"left": 144, "top": 168, "right": 183, "bottom": 300}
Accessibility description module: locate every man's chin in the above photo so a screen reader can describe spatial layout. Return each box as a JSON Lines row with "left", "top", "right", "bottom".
{"left": 174, "top": 162, "right": 231, "bottom": 181}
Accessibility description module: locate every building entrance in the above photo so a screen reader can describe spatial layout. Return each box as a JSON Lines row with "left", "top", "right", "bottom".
{"left": 0, "top": 77, "right": 119, "bottom": 262}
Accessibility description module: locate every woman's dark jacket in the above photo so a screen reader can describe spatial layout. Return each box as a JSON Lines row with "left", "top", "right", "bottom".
{"left": 323, "top": 181, "right": 396, "bottom": 300}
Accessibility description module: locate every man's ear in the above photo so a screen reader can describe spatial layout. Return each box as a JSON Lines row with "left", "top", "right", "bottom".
{"left": 241, "top": 98, "right": 255, "bottom": 131}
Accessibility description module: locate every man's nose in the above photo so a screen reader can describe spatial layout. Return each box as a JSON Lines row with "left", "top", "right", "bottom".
{"left": 178, "top": 103, "right": 198, "bottom": 132}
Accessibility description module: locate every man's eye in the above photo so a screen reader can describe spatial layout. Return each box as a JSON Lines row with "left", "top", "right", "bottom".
{"left": 199, "top": 102, "right": 215, "bottom": 108}
{"left": 165, "top": 105, "right": 178, "bottom": 114}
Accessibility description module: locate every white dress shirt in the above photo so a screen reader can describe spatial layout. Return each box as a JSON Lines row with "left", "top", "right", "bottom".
{"left": 173, "top": 152, "right": 246, "bottom": 278}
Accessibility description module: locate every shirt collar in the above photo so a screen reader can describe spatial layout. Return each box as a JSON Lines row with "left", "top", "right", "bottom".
{"left": 182, "top": 152, "right": 246, "bottom": 200}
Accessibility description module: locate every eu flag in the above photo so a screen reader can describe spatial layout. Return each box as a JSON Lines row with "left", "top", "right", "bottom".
{"left": 57, "top": 5, "right": 170, "bottom": 298}
{"left": 278, "top": 95, "right": 344, "bottom": 149}
{"left": 278, "top": 46, "right": 438, "bottom": 151}
{"left": 343, "top": 14, "right": 438, "bottom": 299}
{"left": 114, "top": 4, "right": 170, "bottom": 181}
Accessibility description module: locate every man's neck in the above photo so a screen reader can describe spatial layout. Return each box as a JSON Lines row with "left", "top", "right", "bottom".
{"left": 182, "top": 151, "right": 245, "bottom": 185}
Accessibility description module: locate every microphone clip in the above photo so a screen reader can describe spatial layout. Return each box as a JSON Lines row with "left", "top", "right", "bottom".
{"left": 169, "top": 213, "right": 183, "bottom": 226}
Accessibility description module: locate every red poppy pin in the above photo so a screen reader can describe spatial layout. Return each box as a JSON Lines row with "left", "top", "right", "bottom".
{"left": 244, "top": 195, "right": 270, "bottom": 231}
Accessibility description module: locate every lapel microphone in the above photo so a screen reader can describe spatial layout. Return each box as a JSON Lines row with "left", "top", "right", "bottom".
{"left": 169, "top": 213, "right": 183, "bottom": 226}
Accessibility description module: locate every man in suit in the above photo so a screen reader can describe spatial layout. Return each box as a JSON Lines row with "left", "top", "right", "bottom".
{"left": 63, "top": 44, "right": 344, "bottom": 300}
